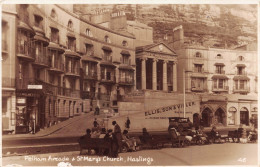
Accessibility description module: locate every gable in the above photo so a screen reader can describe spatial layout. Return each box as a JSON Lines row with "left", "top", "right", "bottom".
{"left": 147, "top": 43, "right": 176, "bottom": 55}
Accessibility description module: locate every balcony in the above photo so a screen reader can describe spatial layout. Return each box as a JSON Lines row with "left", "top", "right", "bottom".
{"left": 65, "top": 67, "right": 80, "bottom": 77}
{"left": 119, "top": 77, "right": 134, "bottom": 86}
{"left": 233, "top": 86, "right": 250, "bottom": 93}
{"left": 49, "top": 61, "right": 64, "bottom": 74}
{"left": 33, "top": 49, "right": 49, "bottom": 68}
{"left": 212, "top": 86, "right": 229, "bottom": 92}
{"left": 102, "top": 54, "right": 112, "bottom": 62}
{"left": 83, "top": 71, "right": 98, "bottom": 80}
{"left": 215, "top": 70, "right": 225, "bottom": 74}
{"left": 82, "top": 91, "right": 96, "bottom": 99}
{"left": 17, "top": 41, "right": 35, "bottom": 61}
{"left": 192, "top": 67, "right": 205, "bottom": 73}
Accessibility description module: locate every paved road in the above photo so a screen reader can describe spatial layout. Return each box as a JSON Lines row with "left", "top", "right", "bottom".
{"left": 2, "top": 143, "right": 258, "bottom": 166}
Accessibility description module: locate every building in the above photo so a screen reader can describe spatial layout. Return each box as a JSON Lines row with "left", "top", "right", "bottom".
{"left": 172, "top": 25, "right": 258, "bottom": 127}
{"left": 2, "top": 4, "right": 136, "bottom": 134}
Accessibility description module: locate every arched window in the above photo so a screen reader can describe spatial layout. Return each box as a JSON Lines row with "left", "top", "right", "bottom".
{"left": 122, "top": 40, "right": 128, "bottom": 47}
{"left": 104, "top": 35, "right": 110, "bottom": 43}
{"left": 68, "top": 20, "right": 73, "bottom": 29}
{"left": 86, "top": 28, "right": 92, "bottom": 36}
{"left": 195, "top": 52, "right": 202, "bottom": 58}
{"left": 51, "top": 9, "right": 57, "bottom": 18}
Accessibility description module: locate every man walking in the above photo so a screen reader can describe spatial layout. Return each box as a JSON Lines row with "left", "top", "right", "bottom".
{"left": 112, "top": 121, "right": 123, "bottom": 153}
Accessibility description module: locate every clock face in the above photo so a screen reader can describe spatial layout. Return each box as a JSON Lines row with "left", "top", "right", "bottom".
{"left": 159, "top": 44, "right": 163, "bottom": 51}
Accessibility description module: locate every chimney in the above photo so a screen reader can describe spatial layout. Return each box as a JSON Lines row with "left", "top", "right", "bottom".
{"left": 110, "top": 11, "right": 127, "bottom": 30}
{"left": 172, "top": 25, "right": 184, "bottom": 49}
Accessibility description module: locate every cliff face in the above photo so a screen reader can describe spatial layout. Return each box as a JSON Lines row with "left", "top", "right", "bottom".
{"left": 74, "top": 4, "right": 257, "bottom": 49}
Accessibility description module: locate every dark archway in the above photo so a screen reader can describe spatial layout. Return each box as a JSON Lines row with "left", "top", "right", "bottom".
{"left": 201, "top": 108, "right": 213, "bottom": 127}
{"left": 215, "top": 108, "right": 225, "bottom": 125}
{"left": 240, "top": 107, "right": 249, "bottom": 126}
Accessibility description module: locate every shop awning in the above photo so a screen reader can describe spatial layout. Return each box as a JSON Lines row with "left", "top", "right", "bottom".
{"left": 34, "top": 33, "right": 49, "bottom": 46}
{"left": 121, "top": 50, "right": 130, "bottom": 55}
{"left": 214, "top": 63, "right": 225, "bottom": 66}
{"left": 18, "top": 21, "right": 35, "bottom": 35}
{"left": 233, "top": 76, "right": 250, "bottom": 80}
{"left": 102, "top": 46, "right": 112, "bottom": 52}
{"left": 236, "top": 64, "right": 246, "bottom": 67}
{"left": 100, "top": 61, "right": 116, "bottom": 68}
{"left": 49, "top": 23, "right": 59, "bottom": 31}
{"left": 212, "top": 75, "right": 228, "bottom": 80}
{"left": 48, "top": 42, "right": 65, "bottom": 53}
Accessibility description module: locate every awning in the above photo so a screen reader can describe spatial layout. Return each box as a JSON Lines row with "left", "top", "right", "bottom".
{"left": 214, "top": 63, "right": 225, "bottom": 66}
{"left": 121, "top": 50, "right": 130, "bottom": 55}
{"left": 233, "top": 76, "right": 250, "bottom": 80}
{"left": 81, "top": 56, "right": 98, "bottom": 63}
{"left": 17, "top": 21, "right": 35, "bottom": 35}
{"left": 212, "top": 75, "right": 228, "bottom": 80}
{"left": 64, "top": 50, "right": 81, "bottom": 58}
{"left": 48, "top": 42, "right": 65, "bottom": 53}
{"left": 67, "top": 32, "right": 76, "bottom": 39}
{"left": 100, "top": 61, "right": 116, "bottom": 68}
{"left": 236, "top": 64, "right": 246, "bottom": 67}
{"left": 119, "top": 64, "right": 134, "bottom": 71}
{"left": 85, "top": 39, "right": 93, "bottom": 45}
{"left": 102, "top": 46, "right": 112, "bottom": 52}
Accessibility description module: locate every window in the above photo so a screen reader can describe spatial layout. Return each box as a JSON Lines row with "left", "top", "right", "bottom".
{"left": 237, "top": 67, "right": 245, "bottom": 75}
{"left": 122, "top": 40, "right": 128, "bottom": 47}
{"left": 121, "top": 55, "right": 130, "bottom": 65}
{"left": 2, "top": 21, "right": 8, "bottom": 52}
{"left": 194, "top": 64, "right": 203, "bottom": 73}
{"left": 218, "top": 79, "right": 224, "bottom": 89}
{"left": 17, "top": 29, "right": 33, "bottom": 55}
{"left": 85, "top": 44, "right": 93, "bottom": 56}
{"left": 86, "top": 29, "right": 92, "bottom": 37}
{"left": 104, "top": 35, "right": 111, "bottom": 43}
{"left": 68, "top": 20, "right": 73, "bottom": 29}
{"left": 50, "top": 28, "right": 59, "bottom": 43}
{"left": 213, "top": 79, "right": 217, "bottom": 89}
{"left": 51, "top": 9, "right": 56, "bottom": 18}
{"left": 2, "top": 97, "right": 7, "bottom": 115}
{"left": 216, "top": 54, "right": 222, "bottom": 59}
{"left": 238, "top": 56, "right": 244, "bottom": 61}
{"left": 34, "top": 15, "right": 43, "bottom": 28}
{"left": 240, "top": 80, "right": 245, "bottom": 89}
{"left": 67, "top": 37, "right": 76, "bottom": 51}
{"left": 49, "top": 73, "right": 55, "bottom": 84}
{"left": 216, "top": 65, "right": 224, "bottom": 74}
{"left": 195, "top": 52, "right": 202, "bottom": 58}
{"left": 228, "top": 107, "right": 236, "bottom": 125}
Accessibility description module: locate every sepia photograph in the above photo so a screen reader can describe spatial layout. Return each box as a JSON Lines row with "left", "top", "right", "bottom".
{"left": 1, "top": 1, "right": 258, "bottom": 166}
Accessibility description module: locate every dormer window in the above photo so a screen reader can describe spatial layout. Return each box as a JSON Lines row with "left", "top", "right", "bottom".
{"left": 68, "top": 20, "right": 73, "bottom": 29}
{"left": 195, "top": 52, "right": 202, "bottom": 58}
{"left": 104, "top": 35, "right": 111, "bottom": 43}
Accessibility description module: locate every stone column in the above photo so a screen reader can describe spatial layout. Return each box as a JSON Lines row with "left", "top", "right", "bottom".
{"left": 152, "top": 59, "right": 157, "bottom": 90}
{"left": 141, "top": 58, "right": 146, "bottom": 90}
{"left": 173, "top": 62, "right": 177, "bottom": 92}
{"left": 163, "top": 60, "right": 168, "bottom": 91}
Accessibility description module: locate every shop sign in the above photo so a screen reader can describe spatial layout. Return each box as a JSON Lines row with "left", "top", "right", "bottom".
{"left": 17, "top": 98, "right": 26, "bottom": 104}
{"left": 28, "top": 85, "right": 42, "bottom": 89}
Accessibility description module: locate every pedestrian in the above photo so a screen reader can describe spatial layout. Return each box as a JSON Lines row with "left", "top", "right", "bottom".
{"left": 93, "top": 118, "right": 99, "bottom": 127}
{"left": 122, "top": 130, "right": 137, "bottom": 151}
{"left": 125, "top": 117, "right": 131, "bottom": 130}
{"left": 112, "top": 121, "right": 123, "bottom": 153}
{"left": 95, "top": 106, "right": 100, "bottom": 115}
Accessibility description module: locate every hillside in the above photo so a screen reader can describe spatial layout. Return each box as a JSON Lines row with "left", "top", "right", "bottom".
{"left": 74, "top": 4, "right": 257, "bottom": 49}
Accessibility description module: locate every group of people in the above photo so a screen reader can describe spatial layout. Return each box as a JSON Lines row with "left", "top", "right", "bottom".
{"left": 81, "top": 118, "right": 135, "bottom": 158}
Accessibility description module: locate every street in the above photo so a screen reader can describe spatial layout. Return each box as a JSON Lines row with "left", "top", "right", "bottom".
{"left": 2, "top": 143, "right": 258, "bottom": 166}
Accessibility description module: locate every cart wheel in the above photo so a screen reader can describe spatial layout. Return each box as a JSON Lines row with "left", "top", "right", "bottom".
{"left": 121, "top": 144, "right": 128, "bottom": 153}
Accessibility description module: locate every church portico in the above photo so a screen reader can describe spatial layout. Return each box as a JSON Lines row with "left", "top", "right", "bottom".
{"left": 136, "top": 43, "right": 178, "bottom": 92}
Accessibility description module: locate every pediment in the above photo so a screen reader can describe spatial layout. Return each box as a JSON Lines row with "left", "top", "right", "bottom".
{"left": 145, "top": 43, "right": 177, "bottom": 55}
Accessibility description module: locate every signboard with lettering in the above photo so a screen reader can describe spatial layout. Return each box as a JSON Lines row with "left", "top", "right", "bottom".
{"left": 28, "top": 85, "right": 42, "bottom": 89}
{"left": 17, "top": 98, "right": 26, "bottom": 104}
